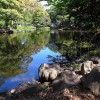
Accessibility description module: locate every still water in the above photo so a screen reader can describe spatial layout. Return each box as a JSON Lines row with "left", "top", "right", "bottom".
{"left": 0, "top": 28, "right": 62, "bottom": 92}
{"left": 0, "top": 47, "right": 61, "bottom": 92}
{"left": 0, "top": 28, "right": 100, "bottom": 92}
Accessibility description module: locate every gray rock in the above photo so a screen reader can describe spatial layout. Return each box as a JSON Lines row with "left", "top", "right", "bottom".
{"left": 49, "top": 69, "right": 57, "bottom": 80}
{"left": 0, "top": 96, "right": 5, "bottom": 100}
{"left": 80, "top": 60, "right": 95, "bottom": 75}
{"left": 52, "top": 70, "right": 81, "bottom": 90}
{"left": 91, "top": 57, "right": 100, "bottom": 63}
{"left": 91, "top": 57, "right": 100, "bottom": 66}
{"left": 81, "top": 66, "right": 100, "bottom": 96}
{"left": 38, "top": 63, "right": 62, "bottom": 82}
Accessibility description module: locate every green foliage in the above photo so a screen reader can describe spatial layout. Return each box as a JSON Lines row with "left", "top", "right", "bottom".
{"left": 0, "top": 28, "right": 50, "bottom": 81}
{"left": 47, "top": 0, "right": 100, "bottom": 29}
{"left": 89, "top": 49, "right": 100, "bottom": 57}
{"left": 48, "top": 30, "right": 99, "bottom": 61}
{"left": 0, "top": 0, "right": 51, "bottom": 29}
{"left": 14, "top": 25, "right": 36, "bottom": 32}
{"left": 32, "top": 2, "right": 51, "bottom": 27}
{"left": 0, "top": 0, "right": 24, "bottom": 28}
{"left": 0, "top": 20, "right": 5, "bottom": 28}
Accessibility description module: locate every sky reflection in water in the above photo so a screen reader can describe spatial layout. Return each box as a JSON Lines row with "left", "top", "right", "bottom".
{"left": 0, "top": 47, "right": 61, "bottom": 92}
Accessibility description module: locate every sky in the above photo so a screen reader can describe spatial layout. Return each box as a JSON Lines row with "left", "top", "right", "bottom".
{"left": 40, "top": 1, "right": 50, "bottom": 10}
{"left": 41, "top": 1, "right": 48, "bottom": 5}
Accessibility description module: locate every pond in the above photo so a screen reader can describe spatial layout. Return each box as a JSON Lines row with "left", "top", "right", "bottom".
{"left": 0, "top": 28, "right": 100, "bottom": 92}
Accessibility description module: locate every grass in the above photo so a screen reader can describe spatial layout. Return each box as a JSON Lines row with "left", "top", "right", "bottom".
{"left": 79, "top": 42, "right": 93, "bottom": 48}
{"left": 72, "top": 63, "right": 80, "bottom": 70}
{"left": 13, "top": 25, "right": 36, "bottom": 32}
{"left": 13, "top": 26, "right": 50, "bottom": 33}
{"left": 89, "top": 49, "right": 100, "bottom": 57}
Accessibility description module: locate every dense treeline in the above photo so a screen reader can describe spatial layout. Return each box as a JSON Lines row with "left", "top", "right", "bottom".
{"left": 0, "top": 0, "right": 51, "bottom": 30}
{"left": 47, "top": 0, "right": 100, "bottom": 30}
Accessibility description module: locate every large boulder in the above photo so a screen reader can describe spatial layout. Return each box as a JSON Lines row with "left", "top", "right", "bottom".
{"left": 52, "top": 70, "right": 81, "bottom": 90}
{"left": 81, "top": 66, "right": 100, "bottom": 96}
{"left": 38, "top": 63, "right": 62, "bottom": 82}
{"left": 80, "top": 60, "right": 95, "bottom": 75}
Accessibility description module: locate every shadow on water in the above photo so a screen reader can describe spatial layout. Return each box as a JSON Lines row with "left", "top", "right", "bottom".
{"left": 0, "top": 27, "right": 100, "bottom": 92}
{"left": 49, "top": 29, "right": 100, "bottom": 62}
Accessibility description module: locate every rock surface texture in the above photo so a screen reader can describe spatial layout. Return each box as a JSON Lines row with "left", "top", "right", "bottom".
{"left": 39, "top": 63, "right": 62, "bottom": 82}
{"left": 52, "top": 70, "right": 81, "bottom": 90}
{"left": 81, "top": 66, "right": 100, "bottom": 96}
{"left": 80, "top": 60, "right": 95, "bottom": 75}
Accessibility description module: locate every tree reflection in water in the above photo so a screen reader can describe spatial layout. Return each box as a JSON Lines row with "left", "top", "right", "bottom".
{"left": 0, "top": 28, "right": 100, "bottom": 92}
{"left": 48, "top": 29, "right": 100, "bottom": 63}
{"left": 0, "top": 28, "right": 50, "bottom": 88}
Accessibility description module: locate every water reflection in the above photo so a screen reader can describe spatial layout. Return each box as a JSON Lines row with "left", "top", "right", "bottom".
{"left": 49, "top": 30, "right": 100, "bottom": 61}
{"left": 0, "top": 28, "right": 100, "bottom": 92}
{"left": 0, "top": 28, "right": 52, "bottom": 92}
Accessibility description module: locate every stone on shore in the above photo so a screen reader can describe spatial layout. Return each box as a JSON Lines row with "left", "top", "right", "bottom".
{"left": 38, "top": 63, "right": 63, "bottom": 82}
{"left": 91, "top": 57, "right": 100, "bottom": 63}
{"left": 81, "top": 66, "right": 100, "bottom": 96}
{"left": 80, "top": 60, "right": 95, "bottom": 75}
{"left": 52, "top": 70, "right": 81, "bottom": 90}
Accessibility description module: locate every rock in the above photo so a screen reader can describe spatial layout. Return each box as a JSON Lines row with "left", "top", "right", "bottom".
{"left": 91, "top": 57, "right": 100, "bottom": 63}
{"left": 42, "top": 82, "right": 50, "bottom": 87}
{"left": 91, "top": 57, "right": 100, "bottom": 66}
{"left": 0, "top": 29, "right": 13, "bottom": 34}
{"left": 80, "top": 60, "right": 95, "bottom": 75}
{"left": 42, "top": 70, "right": 50, "bottom": 81}
{"left": 10, "top": 89, "right": 16, "bottom": 94}
{"left": 39, "top": 63, "right": 62, "bottom": 82}
{"left": 81, "top": 66, "right": 100, "bottom": 96}
{"left": 52, "top": 70, "right": 81, "bottom": 90}
{"left": 0, "top": 96, "right": 5, "bottom": 100}
{"left": 49, "top": 69, "right": 57, "bottom": 80}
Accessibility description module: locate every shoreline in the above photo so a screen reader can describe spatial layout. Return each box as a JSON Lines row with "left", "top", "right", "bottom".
{"left": 0, "top": 57, "right": 100, "bottom": 100}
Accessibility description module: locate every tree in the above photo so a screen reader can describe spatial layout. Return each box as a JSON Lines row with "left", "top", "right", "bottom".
{"left": 0, "top": 0, "right": 24, "bottom": 29}
{"left": 67, "top": 0, "right": 100, "bottom": 29}
{"left": 47, "top": 0, "right": 100, "bottom": 29}
{"left": 0, "top": 0, "right": 50, "bottom": 29}
{"left": 32, "top": 1, "right": 51, "bottom": 27}
{"left": 22, "top": 0, "right": 35, "bottom": 24}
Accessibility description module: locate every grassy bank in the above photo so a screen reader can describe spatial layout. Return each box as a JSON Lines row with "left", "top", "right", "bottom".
{"left": 13, "top": 25, "right": 36, "bottom": 32}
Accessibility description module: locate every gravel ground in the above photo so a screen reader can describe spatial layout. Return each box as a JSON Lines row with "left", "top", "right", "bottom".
{"left": 7, "top": 84, "right": 100, "bottom": 100}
